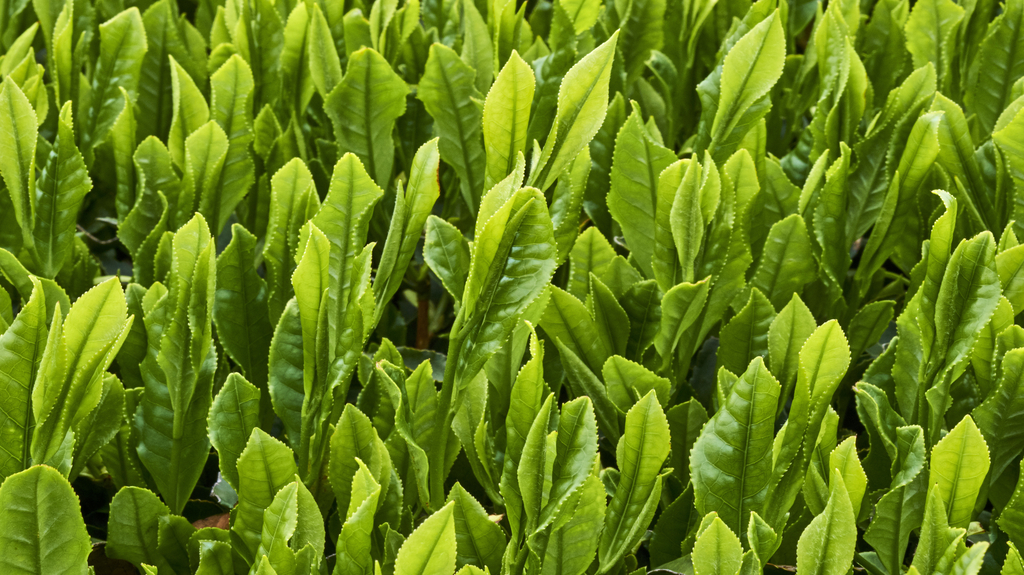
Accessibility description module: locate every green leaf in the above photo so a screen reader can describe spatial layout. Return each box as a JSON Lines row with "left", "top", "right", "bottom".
{"left": 30, "top": 102, "right": 90, "bottom": 278}
{"left": 692, "top": 515, "right": 744, "bottom": 575}
{"left": 204, "top": 54, "right": 255, "bottom": 235}
{"left": 654, "top": 278, "right": 710, "bottom": 372}
{"left": 167, "top": 55, "right": 210, "bottom": 173}
{"left": 373, "top": 139, "right": 441, "bottom": 321}
{"left": 82, "top": 8, "right": 148, "bottom": 157}
{"left": 796, "top": 470, "right": 858, "bottom": 575}
{"left": 179, "top": 120, "right": 229, "bottom": 229}
{"left": 0, "top": 466, "right": 91, "bottom": 574}
{"left": 70, "top": 373, "right": 125, "bottom": 481}
{"left": 447, "top": 483, "right": 505, "bottom": 573}
{"left": 214, "top": 224, "right": 273, "bottom": 420}
{"left": 329, "top": 403, "right": 389, "bottom": 523}
{"left": 541, "top": 471, "right": 605, "bottom": 575}
{"left": 256, "top": 481, "right": 300, "bottom": 573}
{"left": 325, "top": 47, "right": 409, "bottom": 187}
{"left": 137, "top": 0, "right": 205, "bottom": 142}
{"left": 903, "top": 0, "right": 964, "bottom": 91}
{"left": 334, "top": 459, "right": 381, "bottom": 575}
{"left": 0, "top": 280, "right": 47, "bottom": 481}
{"left": 529, "top": 31, "right": 619, "bottom": 192}
{"left": 1004, "top": 543, "right": 1024, "bottom": 575}
{"left": 583, "top": 94, "right": 627, "bottom": 236}
{"left": 268, "top": 300, "right": 305, "bottom": 451}
{"left": 607, "top": 104, "right": 678, "bottom": 279}
{"left": 451, "top": 187, "right": 557, "bottom": 389}
{"left": 394, "top": 501, "right": 457, "bottom": 575}
{"left": 766, "top": 294, "right": 816, "bottom": 408}
{"left": 911, "top": 483, "right": 965, "bottom": 575}
{"left": 550, "top": 146, "right": 591, "bottom": 265}
{"left": 863, "top": 426, "right": 928, "bottom": 575}
{"left": 974, "top": 348, "right": 1024, "bottom": 483}
{"left": 696, "top": 11, "right": 785, "bottom": 163}
{"left": 232, "top": 428, "right": 300, "bottom": 564}
{"left": 418, "top": 43, "right": 485, "bottom": 210}
{"left": 620, "top": 280, "right": 662, "bottom": 362}
{"left": 195, "top": 541, "right": 234, "bottom": 575}
{"left": 106, "top": 486, "right": 174, "bottom": 572}
{"left": 31, "top": 277, "right": 131, "bottom": 466}
{"left": 209, "top": 372, "right": 261, "bottom": 491}
{"left": 929, "top": 415, "right": 990, "bottom": 529}
{"left": 604, "top": 355, "right": 670, "bottom": 413}
{"left": 424, "top": 215, "right": 471, "bottom": 302}
{"left": 307, "top": 4, "right": 342, "bottom": 99}
{"left": 858, "top": 111, "right": 943, "bottom": 278}
{"left": 311, "top": 153, "right": 384, "bottom": 357}
{"left": 135, "top": 214, "right": 217, "bottom": 514}
{"left": 542, "top": 286, "right": 612, "bottom": 375}
{"left": 599, "top": 390, "right": 671, "bottom": 571}
{"left": 0, "top": 77, "right": 38, "bottom": 241}
{"left": 483, "top": 51, "right": 535, "bottom": 191}
{"left": 263, "top": 159, "right": 319, "bottom": 324}
{"left": 718, "top": 288, "right": 776, "bottom": 376}
{"left": 691, "top": 357, "right": 780, "bottom": 538}
{"left": 617, "top": 0, "right": 666, "bottom": 86}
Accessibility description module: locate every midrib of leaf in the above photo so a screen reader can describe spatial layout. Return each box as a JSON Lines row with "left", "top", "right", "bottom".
{"left": 145, "top": 21, "right": 173, "bottom": 138}
{"left": 930, "top": 2, "right": 946, "bottom": 73}
{"left": 712, "top": 24, "right": 772, "bottom": 147}
{"left": 549, "top": 296, "right": 595, "bottom": 367}
{"left": 536, "top": 55, "right": 613, "bottom": 187}
{"left": 363, "top": 58, "right": 379, "bottom": 182}
{"left": 642, "top": 136, "right": 660, "bottom": 220}
{"left": 628, "top": 289, "right": 656, "bottom": 361}
{"left": 605, "top": 398, "right": 653, "bottom": 547}
{"left": 437, "top": 59, "right": 478, "bottom": 205}
{"left": 994, "top": 19, "right": 1021, "bottom": 117}
{"left": 227, "top": 264, "right": 257, "bottom": 371}
{"left": 459, "top": 198, "right": 534, "bottom": 363}
{"left": 942, "top": 125, "right": 990, "bottom": 227}
{"left": 757, "top": 223, "right": 793, "bottom": 297}
{"left": 406, "top": 513, "right": 453, "bottom": 575}
{"left": 941, "top": 430, "right": 971, "bottom": 521}
{"left": 2, "top": 88, "right": 33, "bottom": 229}
{"left": 933, "top": 242, "right": 987, "bottom": 373}
{"left": 130, "top": 489, "right": 161, "bottom": 566}
{"left": 37, "top": 147, "right": 63, "bottom": 273}
{"left": 543, "top": 403, "right": 589, "bottom": 520}
{"left": 504, "top": 70, "right": 521, "bottom": 179}
{"left": 735, "top": 382, "right": 760, "bottom": 523}
{"left": 91, "top": 27, "right": 132, "bottom": 138}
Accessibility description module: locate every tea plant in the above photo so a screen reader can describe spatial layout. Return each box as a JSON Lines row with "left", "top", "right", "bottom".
{"left": 0, "top": 0, "right": 1023, "bottom": 572}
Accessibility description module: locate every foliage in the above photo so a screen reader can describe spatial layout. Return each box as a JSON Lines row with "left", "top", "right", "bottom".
{"left": 0, "top": 0, "right": 1022, "bottom": 572}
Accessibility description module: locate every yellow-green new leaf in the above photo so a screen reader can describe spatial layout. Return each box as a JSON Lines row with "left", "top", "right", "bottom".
{"left": 0, "top": 77, "right": 37, "bottom": 239}
{"left": 483, "top": 51, "right": 535, "bottom": 191}
{"left": 529, "top": 31, "right": 619, "bottom": 192}
{"left": 0, "top": 466, "right": 91, "bottom": 574}
{"left": 691, "top": 358, "right": 780, "bottom": 538}
{"left": 418, "top": 44, "right": 485, "bottom": 210}
{"left": 394, "top": 502, "right": 457, "bottom": 575}
{"left": 796, "top": 470, "right": 857, "bottom": 575}
{"left": 929, "top": 415, "right": 990, "bottom": 529}
{"left": 692, "top": 515, "right": 744, "bottom": 575}
{"left": 324, "top": 47, "right": 409, "bottom": 187}
{"left": 599, "top": 390, "right": 671, "bottom": 571}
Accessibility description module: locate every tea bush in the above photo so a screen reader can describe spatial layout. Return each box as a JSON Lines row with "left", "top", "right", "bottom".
{"left": 0, "top": 0, "right": 1023, "bottom": 572}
